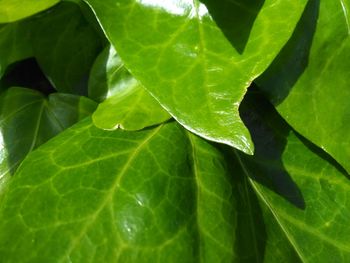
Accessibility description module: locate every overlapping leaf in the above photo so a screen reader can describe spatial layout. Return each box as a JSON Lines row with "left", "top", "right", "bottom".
{"left": 238, "top": 92, "right": 350, "bottom": 262}
{"left": 84, "top": 0, "right": 307, "bottom": 154}
{"left": 257, "top": 0, "right": 350, "bottom": 173}
{"left": 90, "top": 46, "right": 170, "bottom": 131}
{"left": 0, "top": 0, "right": 59, "bottom": 23}
{"left": 0, "top": 22, "right": 33, "bottom": 78}
{"left": 0, "top": 120, "right": 239, "bottom": 262}
{"left": 1, "top": 91, "right": 350, "bottom": 262}
{"left": 30, "top": 2, "right": 102, "bottom": 94}
{"left": 0, "top": 87, "right": 96, "bottom": 192}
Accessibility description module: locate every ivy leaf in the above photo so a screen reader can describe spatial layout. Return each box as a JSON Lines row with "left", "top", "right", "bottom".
{"left": 88, "top": 45, "right": 123, "bottom": 103}
{"left": 31, "top": 2, "right": 102, "bottom": 95}
{"left": 1, "top": 92, "right": 349, "bottom": 261}
{"left": 0, "top": 120, "right": 239, "bottom": 262}
{"left": 84, "top": 0, "right": 307, "bottom": 154}
{"left": 0, "top": 0, "right": 59, "bottom": 23}
{"left": 0, "top": 87, "right": 96, "bottom": 191}
{"left": 90, "top": 46, "right": 171, "bottom": 131}
{"left": 257, "top": 0, "right": 350, "bottom": 173}
{"left": 0, "top": 22, "right": 33, "bottom": 78}
{"left": 238, "top": 91, "right": 350, "bottom": 262}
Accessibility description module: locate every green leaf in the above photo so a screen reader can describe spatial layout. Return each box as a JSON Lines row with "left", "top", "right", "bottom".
{"left": 92, "top": 84, "right": 171, "bottom": 131}
{"left": 31, "top": 2, "right": 102, "bottom": 94}
{"left": 84, "top": 0, "right": 307, "bottom": 154}
{"left": 257, "top": 0, "right": 350, "bottom": 173}
{"left": 88, "top": 45, "right": 130, "bottom": 103}
{"left": 0, "top": 0, "right": 59, "bottom": 23}
{"left": 90, "top": 46, "right": 171, "bottom": 131}
{"left": 0, "top": 22, "right": 33, "bottom": 78}
{"left": 237, "top": 92, "right": 350, "bottom": 262}
{"left": 0, "top": 87, "right": 96, "bottom": 191}
{"left": 2, "top": 90, "right": 349, "bottom": 261}
{"left": 0, "top": 120, "right": 240, "bottom": 262}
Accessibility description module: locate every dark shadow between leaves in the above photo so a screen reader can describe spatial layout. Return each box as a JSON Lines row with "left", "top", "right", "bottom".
{"left": 239, "top": 87, "right": 306, "bottom": 210}
{"left": 1, "top": 58, "right": 56, "bottom": 95}
{"left": 0, "top": 58, "right": 83, "bottom": 176}
{"left": 257, "top": 0, "right": 320, "bottom": 105}
{"left": 200, "top": 0, "right": 264, "bottom": 54}
{"left": 219, "top": 144, "right": 267, "bottom": 263}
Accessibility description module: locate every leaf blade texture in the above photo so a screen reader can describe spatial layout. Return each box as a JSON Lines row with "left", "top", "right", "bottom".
{"left": 84, "top": 0, "right": 307, "bottom": 154}
{"left": 0, "top": 120, "right": 239, "bottom": 262}
{"left": 90, "top": 46, "right": 171, "bottom": 131}
{"left": 0, "top": 87, "right": 96, "bottom": 193}
{"left": 258, "top": 0, "right": 350, "bottom": 173}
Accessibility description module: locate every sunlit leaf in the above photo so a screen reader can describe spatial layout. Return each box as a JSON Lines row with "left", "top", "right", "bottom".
{"left": 84, "top": 0, "right": 307, "bottom": 154}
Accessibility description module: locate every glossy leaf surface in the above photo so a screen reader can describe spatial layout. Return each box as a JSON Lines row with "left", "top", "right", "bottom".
{"left": 88, "top": 45, "right": 122, "bottom": 102}
{"left": 84, "top": 0, "right": 307, "bottom": 153}
{"left": 0, "top": 120, "right": 238, "bottom": 262}
{"left": 238, "top": 93, "right": 350, "bottom": 262}
{"left": 90, "top": 46, "right": 170, "bottom": 131}
{"left": 31, "top": 2, "right": 102, "bottom": 94}
{"left": 0, "top": 87, "right": 96, "bottom": 190}
{"left": 257, "top": 0, "right": 350, "bottom": 172}
{"left": 0, "top": 0, "right": 59, "bottom": 23}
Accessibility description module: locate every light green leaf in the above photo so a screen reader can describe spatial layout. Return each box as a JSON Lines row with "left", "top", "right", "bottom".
{"left": 0, "top": 87, "right": 96, "bottom": 191}
{"left": 0, "top": 120, "right": 239, "bottom": 262}
{"left": 31, "top": 2, "right": 102, "bottom": 94}
{"left": 238, "top": 92, "right": 350, "bottom": 262}
{"left": 90, "top": 46, "right": 171, "bottom": 131}
{"left": 84, "top": 0, "right": 307, "bottom": 154}
{"left": 92, "top": 84, "right": 171, "bottom": 130}
{"left": 257, "top": 0, "right": 350, "bottom": 173}
{"left": 0, "top": 0, "right": 59, "bottom": 23}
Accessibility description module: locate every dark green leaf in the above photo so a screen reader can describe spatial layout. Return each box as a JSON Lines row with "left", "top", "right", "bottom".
{"left": 84, "top": 0, "right": 307, "bottom": 154}
{"left": 0, "top": 0, "right": 59, "bottom": 23}
{"left": 0, "top": 22, "right": 33, "bottom": 78}
{"left": 31, "top": 2, "right": 102, "bottom": 94}
{"left": 237, "top": 92, "right": 350, "bottom": 262}
{"left": 0, "top": 87, "right": 96, "bottom": 190}
{"left": 257, "top": 0, "right": 350, "bottom": 173}
{"left": 90, "top": 46, "right": 171, "bottom": 131}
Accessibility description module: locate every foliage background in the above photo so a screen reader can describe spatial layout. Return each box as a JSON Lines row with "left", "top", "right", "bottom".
{"left": 0, "top": 0, "right": 349, "bottom": 262}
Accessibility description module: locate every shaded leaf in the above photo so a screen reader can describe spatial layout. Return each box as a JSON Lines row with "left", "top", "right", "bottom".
{"left": 0, "top": 0, "right": 59, "bottom": 23}
{"left": 0, "top": 22, "right": 33, "bottom": 78}
{"left": 90, "top": 46, "right": 170, "bottom": 131}
{"left": 257, "top": 0, "right": 350, "bottom": 173}
{"left": 237, "top": 91, "right": 350, "bottom": 262}
{"left": 31, "top": 2, "right": 102, "bottom": 94}
{"left": 0, "top": 87, "right": 96, "bottom": 191}
{"left": 88, "top": 45, "right": 130, "bottom": 102}
{"left": 84, "top": 0, "right": 307, "bottom": 154}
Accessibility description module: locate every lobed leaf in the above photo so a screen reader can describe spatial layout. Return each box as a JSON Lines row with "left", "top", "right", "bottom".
{"left": 0, "top": 87, "right": 96, "bottom": 193}
{"left": 84, "top": 0, "right": 307, "bottom": 154}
